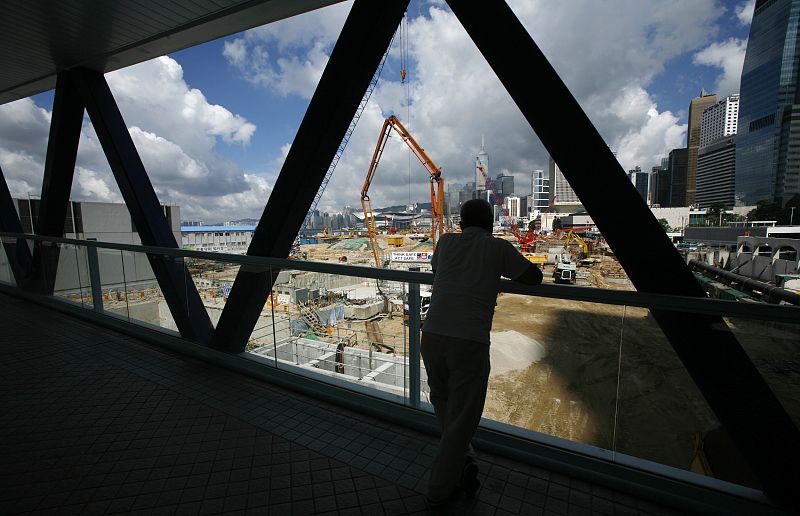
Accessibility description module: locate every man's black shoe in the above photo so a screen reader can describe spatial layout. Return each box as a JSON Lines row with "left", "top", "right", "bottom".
{"left": 425, "top": 488, "right": 462, "bottom": 508}
{"left": 461, "top": 460, "right": 480, "bottom": 494}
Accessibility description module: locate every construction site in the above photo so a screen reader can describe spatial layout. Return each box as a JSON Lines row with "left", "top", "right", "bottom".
{"left": 72, "top": 228, "right": 796, "bottom": 490}
{"left": 47, "top": 110, "right": 797, "bottom": 489}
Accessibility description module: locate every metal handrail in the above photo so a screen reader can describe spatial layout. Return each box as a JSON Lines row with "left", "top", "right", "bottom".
{"left": 2, "top": 231, "right": 799, "bottom": 323}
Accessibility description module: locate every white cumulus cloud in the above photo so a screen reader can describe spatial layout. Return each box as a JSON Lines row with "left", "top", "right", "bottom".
{"left": 299, "top": 0, "right": 721, "bottom": 211}
{"left": 736, "top": 0, "right": 756, "bottom": 25}
{"left": 0, "top": 58, "right": 269, "bottom": 221}
{"left": 223, "top": 2, "right": 351, "bottom": 98}
{"left": 693, "top": 38, "right": 748, "bottom": 97}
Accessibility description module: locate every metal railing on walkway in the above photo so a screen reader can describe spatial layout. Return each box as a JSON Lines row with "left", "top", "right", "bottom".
{"left": 0, "top": 231, "right": 797, "bottom": 515}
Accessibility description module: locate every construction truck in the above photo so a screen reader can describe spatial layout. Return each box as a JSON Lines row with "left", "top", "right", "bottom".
{"left": 553, "top": 254, "right": 577, "bottom": 284}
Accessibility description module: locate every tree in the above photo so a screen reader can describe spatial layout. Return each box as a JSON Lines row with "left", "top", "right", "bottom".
{"left": 747, "top": 200, "right": 785, "bottom": 224}
{"left": 657, "top": 218, "right": 671, "bottom": 233}
{"left": 705, "top": 202, "right": 726, "bottom": 226}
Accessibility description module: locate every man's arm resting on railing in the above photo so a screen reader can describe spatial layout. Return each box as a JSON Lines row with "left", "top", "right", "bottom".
{"left": 514, "top": 264, "right": 543, "bottom": 285}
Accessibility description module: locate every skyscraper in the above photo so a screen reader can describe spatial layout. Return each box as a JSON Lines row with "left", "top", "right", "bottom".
{"left": 697, "top": 95, "right": 740, "bottom": 208}
{"left": 476, "top": 136, "right": 488, "bottom": 194}
{"left": 628, "top": 166, "right": 650, "bottom": 203}
{"left": 687, "top": 91, "right": 717, "bottom": 206}
{"left": 668, "top": 148, "right": 689, "bottom": 207}
{"left": 736, "top": 0, "right": 800, "bottom": 207}
{"left": 652, "top": 157, "right": 672, "bottom": 207}
{"left": 496, "top": 173, "right": 514, "bottom": 196}
{"left": 532, "top": 169, "right": 549, "bottom": 213}
{"left": 699, "top": 94, "right": 739, "bottom": 148}
{"left": 548, "top": 157, "right": 582, "bottom": 212}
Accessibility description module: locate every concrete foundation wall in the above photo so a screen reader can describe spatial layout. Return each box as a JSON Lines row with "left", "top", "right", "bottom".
{"left": 287, "top": 271, "right": 364, "bottom": 290}
{"left": 345, "top": 301, "right": 384, "bottom": 320}
{"left": 108, "top": 300, "right": 159, "bottom": 325}
{"left": 251, "top": 338, "right": 430, "bottom": 398}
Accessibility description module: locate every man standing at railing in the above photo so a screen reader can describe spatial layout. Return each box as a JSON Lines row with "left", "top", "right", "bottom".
{"left": 421, "top": 198, "right": 542, "bottom": 508}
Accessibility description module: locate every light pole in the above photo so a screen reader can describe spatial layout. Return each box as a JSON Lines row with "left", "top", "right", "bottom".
{"left": 791, "top": 206, "right": 796, "bottom": 226}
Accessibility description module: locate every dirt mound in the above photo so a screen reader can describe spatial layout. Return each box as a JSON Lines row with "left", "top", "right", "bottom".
{"left": 490, "top": 330, "right": 546, "bottom": 375}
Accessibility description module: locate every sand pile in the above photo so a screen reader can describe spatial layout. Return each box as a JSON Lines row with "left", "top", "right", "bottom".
{"left": 490, "top": 330, "right": 547, "bottom": 375}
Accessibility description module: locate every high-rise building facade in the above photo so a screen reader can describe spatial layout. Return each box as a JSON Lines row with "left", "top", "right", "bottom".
{"left": 697, "top": 136, "right": 737, "bottom": 208}
{"left": 532, "top": 169, "right": 549, "bottom": 213}
{"left": 652, "top": 157, "right": 672, "bottom": 207}
{"left": 699, "top": 94, "right": 740, "bottom": 148}
{"left": 697, "top": 95, "right": 740, "bottom": 208}
{"left": 736, "top": 0, "right": 800, "bottom": 206}
{"left": 668, "top": 148, "right": 689, "bottom": 207}
{"left": 504, "top": 196, "right": 523, "bottom": 220}
{"left": 496, "top": 173, "right": 514, "bottom": 197}
{"left": 687, "top": 91, "right": 718, "bottom": 206}
{"left": 476, "top": 136, "right": 488, "bottom": 193}
{"left": 628, "top": 166, "right": 650, "bottom": 203}
{"left": 548, "top": 157, "right": 583, "bottom": 212}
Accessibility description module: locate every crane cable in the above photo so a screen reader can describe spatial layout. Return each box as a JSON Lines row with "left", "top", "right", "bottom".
{"left": 400, "top": 11, "right": 413, "bottom": 214}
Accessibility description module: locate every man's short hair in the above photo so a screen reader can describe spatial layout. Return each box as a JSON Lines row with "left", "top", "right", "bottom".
{"left": 460, "top": 199, "right": 493, "bottom": 232}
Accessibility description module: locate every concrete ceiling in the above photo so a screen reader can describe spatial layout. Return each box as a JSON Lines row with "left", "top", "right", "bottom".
{"left": 0, "top": 0, "right": 343, "bottom": 105}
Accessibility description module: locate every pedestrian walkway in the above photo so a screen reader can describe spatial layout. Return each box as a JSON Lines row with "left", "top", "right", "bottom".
{"left": 0, "top": 293, "right": 683, "bottom": 515}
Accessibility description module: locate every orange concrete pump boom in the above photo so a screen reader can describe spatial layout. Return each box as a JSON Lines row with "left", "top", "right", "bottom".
{"left": 360, "top": 115, "right": 445, "bottom": 267}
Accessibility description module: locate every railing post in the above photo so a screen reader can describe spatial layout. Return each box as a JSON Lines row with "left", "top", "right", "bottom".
{"left": 86, "top": 239, "right": 103, "bottom": 313}
{"left": 408, "top": 268, "right": 421, "bottom": 408}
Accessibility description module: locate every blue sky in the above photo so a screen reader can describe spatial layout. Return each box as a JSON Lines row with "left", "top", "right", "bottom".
{"left": 3, "top": 0, "right": 756, "bottom": 221}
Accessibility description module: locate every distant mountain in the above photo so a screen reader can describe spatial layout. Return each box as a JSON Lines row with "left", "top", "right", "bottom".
{"left": 181, "top": 218, "right": 260, "bottom": 227}
{"left": 229, "top": 218, "right": 260, "bottom": 226}
{"left": 379, "top": 202, "right": 432, "bottom": 212}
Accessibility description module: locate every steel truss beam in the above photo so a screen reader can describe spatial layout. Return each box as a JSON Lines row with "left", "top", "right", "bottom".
{"left": 211, "top": 0, "right": 410, "bottom": 352}
{"left": 34, "top": 73, "right": 85, "bottom": 294}
{"left": 0, "top": 165, "right": 35, "bottom": 289}
{"left": 445, "top": 0, "right": 799, "bottom": 506}
{"left": 69, "top": 69, "right": 213, "bottom": 345}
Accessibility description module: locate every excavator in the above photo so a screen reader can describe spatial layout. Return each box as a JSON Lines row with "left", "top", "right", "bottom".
{"left": 361, "top": 115, "right": 445, "bottom": 267}
{"left": 564, "top": 229, "right": 590, "bottom": 259}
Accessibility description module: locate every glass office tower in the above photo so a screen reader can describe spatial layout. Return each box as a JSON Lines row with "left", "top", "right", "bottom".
{"left": 735, "top": 0, "right": 800, "bottom": 206}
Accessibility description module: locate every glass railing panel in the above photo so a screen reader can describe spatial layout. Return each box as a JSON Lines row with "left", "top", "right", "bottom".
{"left": 614, "top": 307, "right": 741, "bottom": 485}
{"left": 183, "top": 257, "right": 243, "bottom": 329}
{"left": 45, "top": 241, "right": 92, "bottom": 308}
{"left": 244, "top": 266, "right": 411, "bottom": 401}
{"left": 97, "top": 248, "right": 129, "bottom": 320}
{"left": 71, "top": 244, "right": 96, "bottom": 309}
{"left": 0, "top": 236, "right": 17, "bottom": 286}
{"left": 118, "top": 250, "right": 199, "bottom": 333}
{"left": 726, "top": 316, "right": 800, "bottom": 430}
{"left": 476, "top": 293, "right": 624, "bottom": 451}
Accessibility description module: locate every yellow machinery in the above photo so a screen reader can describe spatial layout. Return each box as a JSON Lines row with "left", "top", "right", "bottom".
{"left": 387, "top": 235, "right": 405, "bottom": 247}
{"left": 565, "top": 230, "right": 590, "bottom": 257}
{"left": 523, "top": 254, "right": 547, "bottom": 265}
{"left": 361, "top": 115, "right": 445, "bottom": 267}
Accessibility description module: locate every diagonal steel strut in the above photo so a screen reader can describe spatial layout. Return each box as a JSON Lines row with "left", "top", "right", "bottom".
{"left": 445, "top": 0, "right": 799, "bottom": 505}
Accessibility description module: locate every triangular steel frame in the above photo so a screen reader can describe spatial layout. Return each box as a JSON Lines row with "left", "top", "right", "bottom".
{"left": 210, "top": 0, "right": 799, "bottom": 504}
{"left": 0, "top": 69, "right": 214, "bottom": 344}
{"left": 210, "top": 0, "right": 411, "bottom": 351}
{"left": 444, "top": 0, "right": 799, "bottom": 504}
{"left": 0, "top": 0, "right": 796, "bottom": 506}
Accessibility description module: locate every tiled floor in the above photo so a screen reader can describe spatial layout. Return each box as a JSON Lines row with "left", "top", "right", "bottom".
{"left": 0, "top": 293, "right": 685, "bottom": 515}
